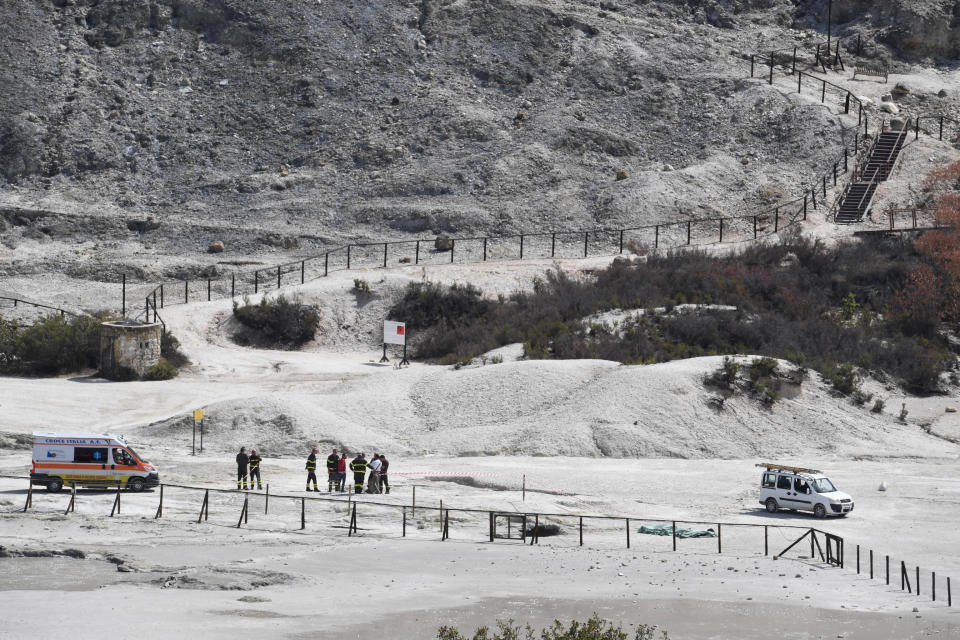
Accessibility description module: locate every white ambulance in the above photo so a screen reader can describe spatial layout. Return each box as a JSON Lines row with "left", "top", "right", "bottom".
{"left": 31, "top": 433, "right": 159, "bottom": 492}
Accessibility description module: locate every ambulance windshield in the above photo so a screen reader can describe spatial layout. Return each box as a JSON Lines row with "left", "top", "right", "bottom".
{"left": 125, "top": 446, "right": 145, "bottom": 464}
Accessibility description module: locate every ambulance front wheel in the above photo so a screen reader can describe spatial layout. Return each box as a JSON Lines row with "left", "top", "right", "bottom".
{"left": 47, "top": 478, "right": 63, "bottom": 493}
{"left": 127, "top": 477, "right": 145, "bottom": 492}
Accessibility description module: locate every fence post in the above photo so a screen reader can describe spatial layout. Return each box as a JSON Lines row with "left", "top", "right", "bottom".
{"left": 686, "top": 221, "right": 691, "bottom": 245}
{"left": 940, "top": 116, "right": 944, "bottom": 141}
{"left": 450, "top": 239, "right": 455, "bottom": 263}
{"left": 917, "top": 566, "right": 921, "bottom": 596}
{"left": 764, "top": 525, "right": 768, "bottom": 555}
{"left": 844, "top": 148, "right": 848, "bottom": 172}
{"left": 870, "top": 549, "right": 873, "bottom": 579}
{"left": 579, "top": 517, "right": 583, "bottom": 546}
{"left": 155, "top": 484, "right": 163, "bottom": 519}
{"left": 857, "top": 33, "right": 862, "bottom": 56}
{"left": 551, "top": 233, "right": 556, "bottom": 258}
{"left": 24, "top": 480, "right": 33, "bottom": 511}
{"left": 916, "top": 116, "right": 920, "bottom": 140}
{"left": 797, "top": 71, "right": 802, "bottom": 94}
{"left": 65, "top": 484, "right": 76, "bottom": 515}
{"left": 184, "top": 279, "right": 189, "bottom": 304}
{"left": 934, "top": 572, "right": 936, "bottom": 601}
{"left": 483, "top": 237, "right": 487, "bottom": 262}
{"left": 845, "top": 92, "right": 850, "bottom": 114}
{"left": 822, "top": 176, "right": 827, "bottom": 198}
{"left": 803, "top": 195, "right": 808, "bottom": 221}
{"left": 231, "top": 274, "right": 235, "bottom": 298}
{"left": 383, "top": 243, "right": 388, "bottom": 268}
{"left": 626, "top": 518, "right": 630, "bottom": 549}
{"left": 718, "top": 218, "right": 723, "bottom": 243}
{"left": 821, "top": 79, "right": 826, "bottom": 103}
{"left": 301, "top": 496, "right": 306, "bottom": 530}
{"left": 520, "top": 234, "right": 524, "bottom": 259}
{"left": 443, "top": 509, "right": 449, "bottom": 540}
{"left": 301, "top": 261, "right": 305, "bottom": 284}
{"left": 583, "top": 232, "right": 588, "bottom": 258}
{"left": 415, "top": 241, "right": 420, "bottom": 265}
{"left": 160, "top": 283, "right": 164, "bottom": 308}
{"left": 254, "top": 271, "right": 259, "bottom": 293}
{"left": 654, "top": 225, "right": 659, "bottom": 248}
{"left": 488, "top": 511, "right": 493, "bottom": 542}
{"left": 274, "top": 266, "right": 280, "bottom": 289}
{"left": 672, "top": 521, "right": 677, "bottom": 551}
{"left": 886, "top": 555, "right": 890, "bottom": 584}
{"left": 618, "top": 230, "right": 624, "bottom": 254}
{"left": 858, "top": 103, "right": 862, "bottom": 126}
{"left": 949, "top": 576, "right": 952, "bottom": 606}
{"left": 198, "top": 489, "right": 209, "bottom": 523}
{"left": 412, "top": 485, "right": 416, "bottom": 517}
{"left": 207, "top": 279, "right": 211, "bottom": 302}
{"left": 110, "top": 482, "right": 121, "bottom": 517}
{"left": 791, "top": 46, "right": 797, "bottom": 74}
{"left": 325, "top": 252, "right": 329, "bottom": 275}
{"left": 856, "top": 545, "right": 860, "bottom": 573}
{"left": 404, "top": 507, "right": 408, "bottom": 537}
{"left": 833, "top": 163, "right": 837, "bottom": 186}
{"left": 812, "top": 188, "right": 817, "bottom": 210}
{"left": 717, "top": 524, "right": 722, "bottom": 553}
{"left": 237, "top": 495, "right": 248, "bottom": 528}
{"left": 774, "top": 208, "right": 779, "bottom": 232}
{"left": 750, "top": 54, "right": 754, "bottom": 77}
{"left": 144, "top": 297, "right": 149, "bottom": 322}
{"left": 264, "top": 484, "right": 269, "bottom": 514}
{"left": 768, "top": 51, "right": 774, "bottom": 85}
{"left": 122, "top": 274, "right": 126, "bottom": 317}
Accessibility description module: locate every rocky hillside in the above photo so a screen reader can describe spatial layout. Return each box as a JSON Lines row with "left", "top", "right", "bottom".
{"left": 0, "top": 0, "right": 956, "bottom": 276}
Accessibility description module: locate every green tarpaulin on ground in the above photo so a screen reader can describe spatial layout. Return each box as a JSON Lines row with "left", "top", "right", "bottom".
{"left": 638, "top": 524, "right": 718, "bottom": 538}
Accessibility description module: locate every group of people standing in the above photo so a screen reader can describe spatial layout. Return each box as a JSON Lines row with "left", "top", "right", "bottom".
{"left": 306, "top": 448, "right": 390, "bottom": 494}
{"left": 234, "top": 447, "right": 263, "bottom": 490}
{"left": 233, "top": 447, "right": 389, "bottom": 494}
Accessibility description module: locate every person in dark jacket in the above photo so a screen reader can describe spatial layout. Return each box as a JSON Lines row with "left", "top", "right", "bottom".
{"left": 305, "top": 447, "right": 319, "bottom": 491}
{"left": 236, "top": 447, "right": 249, "bottom": 490}
{"left": 249, "top": 449, "right": 263, "bottom": 490}
{"left": 326, "top": 448, "right": 339, "bottom": 492}
{"left": 336, "top": 453, "right": 347, "bottom": 492}
{"left": 350, "top": 453, "right": 368, "bottom": 494}
{"left": 379, "top": 454, "right": 390, "bottom": 494}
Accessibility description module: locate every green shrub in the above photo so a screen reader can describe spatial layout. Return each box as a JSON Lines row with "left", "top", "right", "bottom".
{"left": 823, "top": 363, "right": 861, "bottom": 396}
{"left": 143, "top": 358, "right": 179, "bottom": 381}
{"left": 6, "top": 313, "right": 101, "bottom": 375}
{"left": 437, "top": 615, "right": 668, "bottom": 640}
{"left": 232, "top": 294, "right": 320, "bottom": 346}
{"left": 704, "top": 356, "right": 739, "bottom": 390}
{"left": 161, "top": 328, "right": 189, "bottom": 367}
{"left": 872, "top": 398, "right": 886, "bottom": 413}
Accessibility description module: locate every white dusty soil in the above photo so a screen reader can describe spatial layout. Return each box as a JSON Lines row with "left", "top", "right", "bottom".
{"left": 2, "top": 259, "right": 960, "bottom": 639}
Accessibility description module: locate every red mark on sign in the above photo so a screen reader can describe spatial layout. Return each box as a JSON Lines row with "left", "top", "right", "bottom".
{"left": 397, "top": 326, "right": 405, "bottom": 335}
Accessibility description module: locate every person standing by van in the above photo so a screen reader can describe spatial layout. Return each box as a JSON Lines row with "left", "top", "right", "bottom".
{"left": 248, "top": 449, "right": 262, "bottom": 490}
{"left": 337, "top": 453, "right": 347, "bottom": 492}
{"left": 305, "top": 447, "right": 319, "bottom": 492}
{"left": 326, "top": 448, "right": 339, "bottom": 492}
{"left": 236, "top": 447, "right": 249, "bottom": 490}
{"left": 350, "top": 452, "right": 368, "bottom": 494}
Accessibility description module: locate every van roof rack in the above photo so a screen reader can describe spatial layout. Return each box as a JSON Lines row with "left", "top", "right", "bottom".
{"left": 756, "top": 462, "right": 822, "bottom": 475}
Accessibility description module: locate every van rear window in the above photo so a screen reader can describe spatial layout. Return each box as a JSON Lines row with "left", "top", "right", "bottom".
{"left": 762, "top": 473, "right": 777, "bottom": 488}
{"left": 74, "top": 447, "right": 108, "bottom": 463}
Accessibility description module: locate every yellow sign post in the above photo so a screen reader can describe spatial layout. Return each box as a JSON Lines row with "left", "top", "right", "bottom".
{"left": 192, "top": 409, "right": 205, "bottom": 455}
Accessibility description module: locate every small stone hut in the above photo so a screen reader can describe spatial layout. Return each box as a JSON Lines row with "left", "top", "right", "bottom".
{"left": 99, "top": 321, "right": 162, "bottom": 379}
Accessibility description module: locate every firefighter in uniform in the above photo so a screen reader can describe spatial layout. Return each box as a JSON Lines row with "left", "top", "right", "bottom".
{"left": 305, "top": 447, "right": 319, "bottom": 492}
{"left": 350, "top": 452, "right": 368, "bottom": 494}
{"left": 236, "top": 447, "right": 249, "bottom": 490}
{"left": 248, "top": 449, "right": 263, "bottom": 490}
{"left": 326, "top": 448, "right": 339, "bottom": 492}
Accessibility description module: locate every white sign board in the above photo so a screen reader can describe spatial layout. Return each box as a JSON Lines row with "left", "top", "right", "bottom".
{"left": 384, "top": 320, "right": 406, "bottom": 345}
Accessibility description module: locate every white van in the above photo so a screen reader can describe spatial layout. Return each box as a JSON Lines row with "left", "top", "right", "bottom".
{"left": 31, "top": 433, "right": 159, "bottom": 492}
{"left": 758, "top": 463, "right": 854, "bottom": 518}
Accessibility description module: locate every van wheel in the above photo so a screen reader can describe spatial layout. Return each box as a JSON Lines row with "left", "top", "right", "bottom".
{"left": 814, "top": 504, "right": 826, "bottom": 519}
{"left": 47, "top": 478, "right": 63, "bottom": 493}
{"left": 765, "top": 498, "right": 778, "bottom": 513}
{"left": 127, "top": 477, "right": 145, "bottom": 492}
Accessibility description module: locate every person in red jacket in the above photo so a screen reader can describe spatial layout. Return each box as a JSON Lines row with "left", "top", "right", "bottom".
{"left": 336, "top": 453, "right": 347, "bottom": 492}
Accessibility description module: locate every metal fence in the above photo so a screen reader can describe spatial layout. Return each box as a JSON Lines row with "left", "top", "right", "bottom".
{"left": 2, "top": 473, "right": 952, "bottom": 607}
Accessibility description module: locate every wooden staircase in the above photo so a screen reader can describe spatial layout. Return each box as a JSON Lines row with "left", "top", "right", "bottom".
{"left": 835, "top": 129, "right": 907, "bottom": 224}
